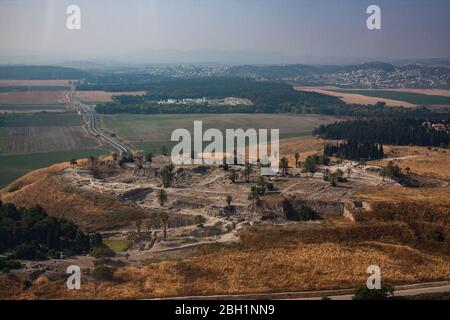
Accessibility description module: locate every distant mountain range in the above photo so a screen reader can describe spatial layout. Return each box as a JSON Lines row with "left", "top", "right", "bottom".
{"left": 0, "top": 61, "right": 449, "bottom": 85}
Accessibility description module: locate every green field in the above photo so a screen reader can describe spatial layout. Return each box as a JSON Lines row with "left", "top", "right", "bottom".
{"left": 1, "top": 112, "right": 82, "bottom": 127}
{"left": 103, "top": 239, "right": 131, "bottom": 252}
{"left": 0, "top": 104, "right": 66, "bottom": 112}
{"left": 0, "top": 112, "right": 112, "bottom": 186}
{"left": 0, "top": 148, "right": 110, "bottom": 187}
{"left": 0, "top": 128, "right": 6, "bottom": 153}
{"left": 100, "top": 113, "right": 342, "bottom": 154}
{"left": 330, "top": 89, "right": 450, "bottom": 105}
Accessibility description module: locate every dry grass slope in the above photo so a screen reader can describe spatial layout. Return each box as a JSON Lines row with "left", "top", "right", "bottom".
{"left": 5, "top": 223, "right": 450, "bottom": 300}
{"left": 0, "top": 160, "right": 146, "bottom": 231}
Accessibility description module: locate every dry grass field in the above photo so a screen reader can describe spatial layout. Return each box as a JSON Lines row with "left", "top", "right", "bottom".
{"left": 357, "top": 185, "right": 450, "bottom": 205}
{"left": 3, "top": 221, "right": 450, "bottom": 299}
{"left": 0, "top": 91, "right": 67, "bottom": 104}
{"left": 279, "top": 136, "right": 325, "bottom": 166}
{"left": 370, "top": 145, "right": 450, "bottom": 180}
{"left": 74, "top": 91, "right": 146, "bottom": 103}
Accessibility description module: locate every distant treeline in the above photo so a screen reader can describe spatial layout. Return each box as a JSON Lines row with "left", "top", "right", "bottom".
{"left": 0, "top": 65, "right": 89, "bottom": 80}
{"left": 95, "top": 77, "right": 347, "bottom": 114}
{"left": 0, "top": 86, "right": 69, "bottom": 92}
{"left": 324, "top": 140, "right": 385, "bottom": 160}
{"left": 92, "top": 77, "right": 448, "bottom": 118}
{"left": 315, "top": 118, "right": 450, "bottom": 147}
{"left": 77, "top": 73, "right": 167, "bottom": 92}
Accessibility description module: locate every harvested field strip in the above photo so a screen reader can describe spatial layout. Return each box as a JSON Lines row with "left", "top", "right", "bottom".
{"left": 294, "top": 86, "right": 416, "bottom": 107}
{"left": 74, "top": 91, "right": 146, "bottom": 103}
{"left": 330, "top": 89, "right": 450, "bottom": 105}
{"left": 0, "top": 91, "right": 67, "bottom": 105}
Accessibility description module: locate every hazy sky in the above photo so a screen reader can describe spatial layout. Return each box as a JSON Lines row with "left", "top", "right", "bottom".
{"left": 1, "top": 0, "right": 449, "bottom": 64}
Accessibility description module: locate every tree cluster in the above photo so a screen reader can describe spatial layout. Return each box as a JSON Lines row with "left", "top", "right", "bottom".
{"left": 324, "top": 140, "right": 384, "bottom": 160}
{"left": 316, "top": 118, "right": 450, "bottom": 147}
{"left": 0, "top": 202, "right": 103, "bottom": 260}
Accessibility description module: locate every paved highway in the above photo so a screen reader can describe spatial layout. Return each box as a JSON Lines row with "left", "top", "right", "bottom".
{"left": 156, "top": 281, "right": 450, "bottom": 300}
{"left": 69, "top": 88, "right": 130, "bottom": 155}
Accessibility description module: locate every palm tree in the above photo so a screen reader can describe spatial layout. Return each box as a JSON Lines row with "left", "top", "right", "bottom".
{"left": 323, "top": 168, "right": 330, "bottom": 181}
{"left": 157, "top": 189, "right": 168, "bottom": 207}
{"left": 248, "top": 186, "right": 260, "bottom": 205}
{"left": 159, "top": 211, "right": 169, "bottom": 241}
{"left": 279, "top": 157, "right": 289, "bottom": 176}
{"left": 228, "top": 169, "right": 238, "bottom": 183}
{"left": 70, "top": 158, "right": 77, "bottom": 169}
{"left": 335, "top": 169, "right": 344, "bottom": 181}
{"left": 294, "top": 153, "right": 300, "bottom": 168}
{"left": 226, "top": 194, "right": 232, "bottom": 207}
{"left": 242, "top": 164, "right": 252, "bottom": 182}
{"left": 89, "top": 155, "right": 96, "bottom": 171}
{"left": 256, "top": 176, "right": 267, "bottom": 194}
{"left": 160, "top": 164, "right": 175, "bottom": 188}
{"left": 135, "top": 220, "right": 142, "bottom": 236}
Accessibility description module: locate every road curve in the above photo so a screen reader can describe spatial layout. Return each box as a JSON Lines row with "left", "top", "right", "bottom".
{"left": 69, "top": 88, "right": 130, "bottom": 155}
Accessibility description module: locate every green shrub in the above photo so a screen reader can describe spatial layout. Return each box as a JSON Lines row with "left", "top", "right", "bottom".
{"left": 353, "top": 285, "right": 394, "bottom": 300}
{"left": 0, "top": 257, "right": 22, "bottom": 272}
{"left": 297, "top": 206, "right": 321, "bottom": 221}
{"left": 194, "top": 215, "right": 207, "bottom": 226}
{"left": 283, "top": 199, "right": 320, "bottom": 221}
{"left": 430, "top": 230, "right": 445, "bottom": 242}
{"left": 93, "top": 264, "right": 116, "bottom": 281}
{"left": 11, "top": 243, "right": 47, "bottom": 261}
{"left": 91, "top": 246, "right": 116, "bottom": 259}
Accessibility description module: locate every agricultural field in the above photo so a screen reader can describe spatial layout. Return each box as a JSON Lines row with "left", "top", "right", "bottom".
{"left": 1, "top": 112, "right": 82, "bottom": 127}
{"left": 0, "top": 90, "right": 67, "bottom": 105}
{"left": 330, "top": 89, "right": 450, "bottom": 105}
{"left": 295, "top": 86, "right": 416, "bottom": 107}
{"left": 295, "top": 86, "right": 450, "bottom": 107}
{"left": 2, "top": 126, "right": 100, "bottom": 155}
{"left": 0, "top": 104, "right": 66, "bottom": 113}
{"left": 0, "top": 127, "right": 6, "bottom": 153}
{"left": 0, "top": 112, "right": 108, "bottom": 186}
{"left": 0, "top": 113, "right": 101, "bottom": 155}
{"left": 74, "top": 91, "right": 146, "bottom": 103}
{"left": 99, "top": 113, "right": 344, "bottom": 154}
